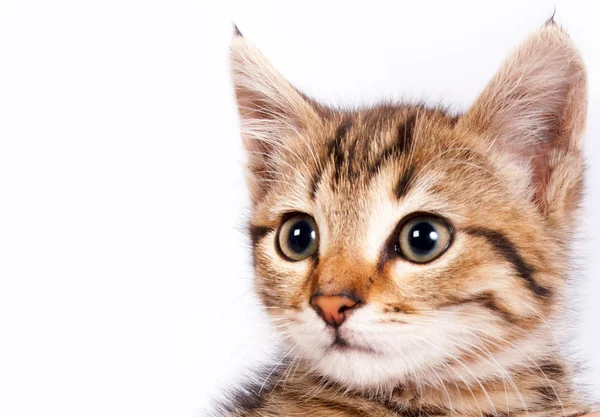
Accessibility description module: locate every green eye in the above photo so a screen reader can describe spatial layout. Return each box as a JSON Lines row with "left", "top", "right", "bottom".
{"left": 277, "top": 214, "right": 319, "bottom": 261}
{"left": 398, "top": 215, "right": 453, "bottom": 263}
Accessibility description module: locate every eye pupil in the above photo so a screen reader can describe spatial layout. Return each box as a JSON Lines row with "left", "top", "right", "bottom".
{"left": 408, "top": 221, "right": 438, "bottom": 255}
{"left": 287, "top": 220, "right": 315, "bottom": 255}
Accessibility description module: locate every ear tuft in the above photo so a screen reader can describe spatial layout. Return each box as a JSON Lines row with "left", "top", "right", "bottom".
{"left": 545, "top": 6, "right": 557, "bottom": 26}
{"left": 232, "top": 23, "right": 243, "bottom": 38}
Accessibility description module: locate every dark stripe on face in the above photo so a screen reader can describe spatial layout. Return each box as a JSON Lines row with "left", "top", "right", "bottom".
{"left": 310, "top": 119, "right": 352, "bottom": 199}
{"left": 248, "top": 224, "right": 272, "bottom": 249}
{"left": 368, "top": 114, "right": 416, "bottom": 176}
{"left": 395, "top": 165, "right": 415, "bottom": 198}
{"left": 330, "top": 118, "right": 352, "bottom": 185}
{"left": 465, "top": 227, "right": 550, "bottom": 298}
{"left": 397, "top": 114, "right": 416, "bottom": 153}
{"left": 309, "top": 167, "right": 321, "bottom": 199}
{"left": 469, "top": 292, "right": 516, "bottom": 322}
{"left": 443, "top": 291, "right": 517, "bottom": 323}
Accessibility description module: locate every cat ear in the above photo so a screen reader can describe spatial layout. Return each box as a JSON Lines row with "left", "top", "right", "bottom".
{"left": 462, "top": 23, "right": 587, "bottom": 221}
{"left": 229, "top": 29, "right": 319, "bottom": 203}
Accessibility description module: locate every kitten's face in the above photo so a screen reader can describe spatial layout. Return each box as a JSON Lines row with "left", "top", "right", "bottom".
{"left": 230, "top": 25, "right": 586, "bottom": 391}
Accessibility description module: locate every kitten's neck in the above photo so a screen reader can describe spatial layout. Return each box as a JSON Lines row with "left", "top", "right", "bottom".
{"left": 279, "top": 355, "right": 588, "bottom": 417}
{"left": 384, "top": 361, "right": 586, "bottom": 417}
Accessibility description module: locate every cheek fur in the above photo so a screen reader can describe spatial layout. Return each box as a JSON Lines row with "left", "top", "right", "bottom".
{"left": 285, "top": 307, "right": 333, "bottom": 353}
{"left": 254, "top": 233, "right": 314, "bottom": 306}
{"left": 283, "top": 296, "right": 539, "bottom": 390}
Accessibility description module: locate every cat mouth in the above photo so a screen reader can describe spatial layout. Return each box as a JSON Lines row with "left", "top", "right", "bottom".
{"left": 329, "top": 335, "right": 378, "bottom": 355}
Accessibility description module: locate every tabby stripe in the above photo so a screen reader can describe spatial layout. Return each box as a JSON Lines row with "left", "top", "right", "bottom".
{"left": 310, "top": 118, "right": 352, "bottom": 198}
{"left": 248, "top": 225, "right": 272, "bottom": 249}
{"left": 538, "top": 361, "right": 565, "bottom": 379}
{"left": 375, "top": 403, "right": 447, "bottom": 417}
{"left": 330, "top": 118, "right": 352, "bottom": 185}
{"left": 465, "top": 227, "right": 550, "bottom": 298}
{"left": 397, "top": 114, "right": 416, "bottom": 153}
{"left": 395, "top": 165, "right": 415, "bottom": 198}
{"left": 535, "top": 384, "right": 558, "bottom": 402}
{"left": 445, "top": 291, "right": 517, "bottom": 323}
{"left": 368, "top": 114, "right": 416, "bottom": 177}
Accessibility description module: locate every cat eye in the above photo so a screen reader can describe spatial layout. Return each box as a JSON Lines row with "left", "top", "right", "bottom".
{"left": 277, "top": 214, "right": 319, "bottom": 261}
{"left": 397, "top": 215, "right": 453, "bottom": 263}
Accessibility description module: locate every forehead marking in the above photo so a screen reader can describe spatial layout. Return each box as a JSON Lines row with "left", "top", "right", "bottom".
{"left": 310, "top": 118, "right": 352, "bottom": 200}
{"left": 310, "top": 113, "right": 418, "bottom": 201}
{"left": 367, "top": 114, "right": 416, "bottom": 177}
{"left": 395, "top": 165, "right": 415, "bottom": 198}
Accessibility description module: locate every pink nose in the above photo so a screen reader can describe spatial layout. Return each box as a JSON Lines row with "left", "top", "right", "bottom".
{"left": 310, "top": 293, "right": 361, "bottom": 327}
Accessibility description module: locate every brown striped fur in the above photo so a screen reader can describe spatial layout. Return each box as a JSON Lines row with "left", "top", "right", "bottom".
{"left": 216, "top": 21, "right": 594, "bottom": 416}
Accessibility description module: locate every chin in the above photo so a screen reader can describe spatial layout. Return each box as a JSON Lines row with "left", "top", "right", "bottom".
{"left": 309, "top": 349, "right": 416, "bottom": 391}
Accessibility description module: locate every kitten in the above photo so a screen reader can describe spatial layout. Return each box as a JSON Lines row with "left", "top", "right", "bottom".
{"left": 215, "top": 21, "right": 593, "bottom": 416}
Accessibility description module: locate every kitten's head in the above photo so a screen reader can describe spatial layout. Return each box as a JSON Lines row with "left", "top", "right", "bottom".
{"left": 230, "top": 23, "right": 587, "bottom": 391}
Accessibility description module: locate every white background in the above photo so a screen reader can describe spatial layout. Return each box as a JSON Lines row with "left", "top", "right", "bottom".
{"left": 0, "top": 1, "right": 598, "bottom": 416}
